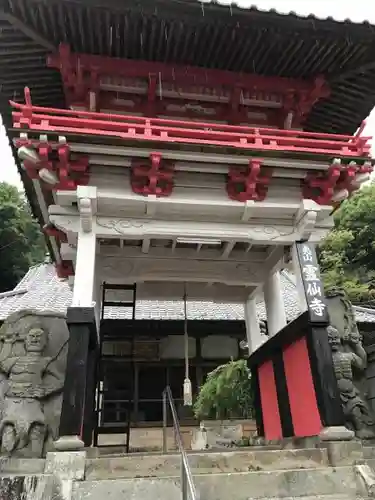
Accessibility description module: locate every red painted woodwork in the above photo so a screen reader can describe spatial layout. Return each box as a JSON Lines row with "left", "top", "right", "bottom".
{"left": 70, "top": 91, "right": 283, "bottom": 127}
{"left": 227, "top": 159, "right": 272, "bottom": 202}
{"left": 15, "top": 134, "right": 89, "bottom": 190}
{"left": 43, "top": 224, "right": 68, "bottom": 242}
{"left": 336, "top": 163, "right": 373, "bottom": 194}
{"left": 55, "top": 260, "right": 74, "bottom": 279}
{"left": 49, "top": 44, "right": 326, "bottom": 95}
{"left": 303, "top": 160, "right": 373, "bottom": 205}
{"left": 282, "top": 337, "right": 322, "bottom": 437}
{"left": 131, "top": 153, "right": 175, "bottom": 197}
{"left": 47, "top": 44, "right": 330, "bottom": 125}
{"left": 22, "top": 159, "right": 39, "bottom": 179}
{"left": 303, "top": 162, "right": 342, "bottom": 205}
{"left": 11, "top": 93, "right": 371, "bottom": 159}
{"left": 258, "top": 360, "right": 283, "bottom": 440}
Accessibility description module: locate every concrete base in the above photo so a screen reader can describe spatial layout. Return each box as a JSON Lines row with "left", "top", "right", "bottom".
{"left": 85, "top": 448, "right": 328, "bottom": 480}
{"left": 0, "top": 475, "right": 58, "bottom": 500}
{"left": 73, "top": 466, "right": 361, "bottom": 500}
{"left": 191, "top": 420, "right": 256, "bottom": 450}
{"left": 2, "top": 443, "right": 375, "bottom": 499}
{"left": 0, "top": 457, "right": 45, "bottom": 475}
{"left": 44, "top": 450, "right": 86, "bottom": 500}
{"left": 45, "top": 451, "right": 86, "bottom": 480}
{"left": 281, "top": 435, "right": 320, "bottom": 450}
{"left": 324, "top": 441, "right": 364, "bottom": 467}
{"left": 354, "top": 464, "right": 375, "bottom": 498}
{"left": 54, "top": 436, "right": 85, "bottom": 452}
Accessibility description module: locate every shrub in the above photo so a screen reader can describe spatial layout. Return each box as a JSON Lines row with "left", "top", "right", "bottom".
{"left": 193, "top": 359, "right": 254, "bottom": 420}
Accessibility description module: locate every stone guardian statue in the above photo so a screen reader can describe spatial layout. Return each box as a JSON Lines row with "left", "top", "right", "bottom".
{"left": 327, "top": 325, "right": 375, "bottom": 439}
{"left": 0, "top": 311, "right": 68, "bottom": 457}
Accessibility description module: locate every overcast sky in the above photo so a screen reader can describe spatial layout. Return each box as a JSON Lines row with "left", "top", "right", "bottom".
{"left": 1, "top": 0, "right": 375, "bottom": 189}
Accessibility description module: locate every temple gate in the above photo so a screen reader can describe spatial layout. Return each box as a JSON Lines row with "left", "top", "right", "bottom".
{"left": 0, "top": 1, "right": 374, "bottom": 455}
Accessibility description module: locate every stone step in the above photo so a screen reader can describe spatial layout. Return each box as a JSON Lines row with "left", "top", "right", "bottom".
{"left": 363, "top": 446, "right": 375, "bottom": 459}
{"left": 73, "top": 466, "right": 361, "bottom": 500}
{"left": 85, "top": 448, "right": 328, "bottom": 480}
{"left": 85, "top": 443, "right": 283, "bottom": 458}
{"left": 365, "top": 457, "right": 375, "bottom": 470}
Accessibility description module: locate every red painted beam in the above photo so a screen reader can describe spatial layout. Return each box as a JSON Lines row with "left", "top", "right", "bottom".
{"left": 67, "top": 92, "right": 283, "bottom": 127}
{"left": 12, "top": 105, "right": 371, "bottom": 158}
{"left": 47, "top": 44, "right": 330, "bottom": 124}
{"left": 11, "top": 89, "right": 372, "bottom": 196}
{"left": 12, "top": 89, "right": 367, "bottom": 143}
{"left": 48, "top": 44, "right": 329, "bottom": 97}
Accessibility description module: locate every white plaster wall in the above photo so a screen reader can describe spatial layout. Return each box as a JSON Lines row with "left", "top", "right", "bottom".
{"left": 159, "top": 335, "right": 196, "bottom": 359}
{"left": 201, "top": 335, "right": 238, "bottom": 359}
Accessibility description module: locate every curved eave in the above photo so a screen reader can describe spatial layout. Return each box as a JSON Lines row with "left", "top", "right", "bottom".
{"left": 0, "top": 98, "right": 57, "bottom": 262}
{"left": 0, "top": 1, "right": 374, "bottom": 134}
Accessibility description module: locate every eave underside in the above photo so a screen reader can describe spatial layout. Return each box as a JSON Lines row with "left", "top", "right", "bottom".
{"left": 0, "top": 0, "right": 375, "bottom": 135}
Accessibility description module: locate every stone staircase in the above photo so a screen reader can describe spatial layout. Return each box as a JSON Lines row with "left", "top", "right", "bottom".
{"left": 75, "top": 448, "right": 366, "bottom": 500}
{"left": 1, "top": 445, "right": 375, "bottom": 499}
{"left": 363, "top": 443, "right": 375, "bottom": 469}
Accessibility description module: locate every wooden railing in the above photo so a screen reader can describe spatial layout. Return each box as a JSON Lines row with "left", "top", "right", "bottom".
{"left": 10, "top": 93, "right": 371, "bottom": 158}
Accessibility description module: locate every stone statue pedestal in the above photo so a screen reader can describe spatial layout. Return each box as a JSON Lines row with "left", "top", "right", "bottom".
{"left": 54, "top": 436, "right": 85, "bottom": 452}
{"left": 320, "top": 426, "right": 355, "bottom": 441}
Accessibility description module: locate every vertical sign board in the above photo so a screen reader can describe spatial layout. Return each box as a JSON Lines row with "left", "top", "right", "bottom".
{"left": 295, "top": 241, "right": 329, "bottom": 324}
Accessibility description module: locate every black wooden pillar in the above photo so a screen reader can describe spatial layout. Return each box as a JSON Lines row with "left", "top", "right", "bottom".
{"left": 58, "top": 307, "right": 97, "bottom": 446}
{"left": 82, "top": 346, "right": 97, "bottom": 446}
{"left": 295, "top": 241, "right": 344, "bottom": 428}
{"left": 306, "top": 325, "right": 345, "bottom": 428}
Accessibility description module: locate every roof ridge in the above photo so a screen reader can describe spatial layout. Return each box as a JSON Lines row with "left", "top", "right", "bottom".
{"left": 353, "top": 304, "right": 375, "bottom": 314}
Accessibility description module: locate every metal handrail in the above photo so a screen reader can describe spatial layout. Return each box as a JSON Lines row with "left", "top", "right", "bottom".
{"left": 162, "top": 386, "right": 198, "bottom": 500}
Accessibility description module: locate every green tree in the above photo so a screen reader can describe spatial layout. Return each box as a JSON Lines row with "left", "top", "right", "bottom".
{"left": 193, "top": 359, "right": 253, "bottom": 420}
{"left": 319, "top": 183, "right": 375, "bottom": 304}
{"left": 0, "top": 182, "right": 46, "bottom": 292}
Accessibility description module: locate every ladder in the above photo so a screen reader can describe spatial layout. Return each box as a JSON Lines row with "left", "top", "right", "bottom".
{"left": 94, "top": 283, "right": 137, "bottom": 451}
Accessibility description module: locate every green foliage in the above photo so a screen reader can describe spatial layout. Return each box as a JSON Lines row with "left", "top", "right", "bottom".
{"left": 319, "top": 182, "right": 375, "bottom": 304}
{"left": 193, "top": 359, "right": 253, "bottom": 420}
{"left": 0, "top": 182, "right": 46, "bottom": 292}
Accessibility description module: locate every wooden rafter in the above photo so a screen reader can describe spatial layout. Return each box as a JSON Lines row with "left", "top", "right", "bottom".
{"left": 333, "top": 59, "right": 375, "bottom": 82}
{"left": 0, "top": 9, "right": 55, "bottom": 52}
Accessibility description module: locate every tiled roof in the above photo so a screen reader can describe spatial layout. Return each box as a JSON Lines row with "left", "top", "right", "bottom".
{"left": 1, "top": 264, "right": 374, "bottom": 323}
{"left": 2, "top": 1, "right": 375, "bottom": 249}
{"left": 203, "top": 2, "right": 374, "bottom": 23}
{"left": 1, "top": 1, "right": 375, "bottom": 135}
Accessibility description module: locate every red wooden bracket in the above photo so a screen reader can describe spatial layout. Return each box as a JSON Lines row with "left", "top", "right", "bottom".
{"left": 50, "top": 144, "right": 89, "bottom": 190}
{"left": 303, "top": 160, "right": 374, "bottom": 205}
{"left": 55, "top": 260, "right": 74, "bottom": 279}
{"left": 43, "top": 224, "right": 68, "bottom": 243}
{"left": 303, "top": 161, "right": 342, "bottom": 205}
{"left": 226, "top": 159, "right": 272, "bottom": 202}
{"left": 15, "top": 134, "right": 89, "bottom": 189}
{"left": 22, "top": 160, "right": 39, "bottom": 179}
{"left": 131, "top": 152, "right": 174, "bottom": 197}
{"left": 336, "top": 162, "right": 374, "bottom": 195}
